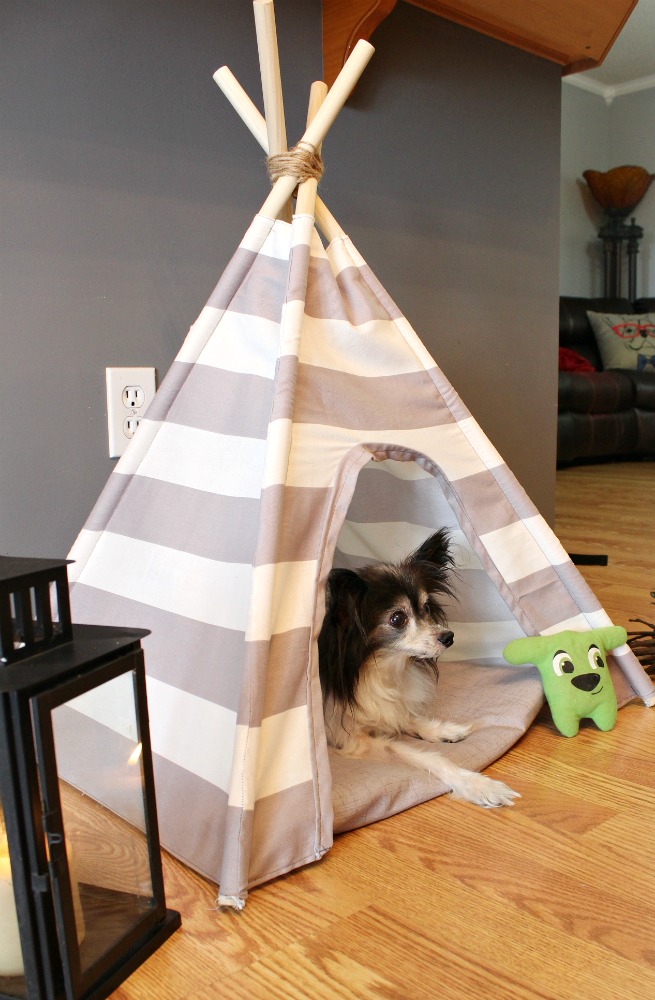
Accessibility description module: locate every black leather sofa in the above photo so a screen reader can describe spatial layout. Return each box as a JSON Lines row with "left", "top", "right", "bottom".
{"left": 558, "top": 296, "right": 655, "bottom": 465}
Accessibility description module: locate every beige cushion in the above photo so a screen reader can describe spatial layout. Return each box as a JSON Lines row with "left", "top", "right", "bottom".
{"left": 587, "top": 311, "right": 655, "bottom": 371}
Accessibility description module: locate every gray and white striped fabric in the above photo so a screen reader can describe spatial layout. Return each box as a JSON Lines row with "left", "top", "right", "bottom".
{"left": 68, "top": 212, "right": 655, "bottom": 904}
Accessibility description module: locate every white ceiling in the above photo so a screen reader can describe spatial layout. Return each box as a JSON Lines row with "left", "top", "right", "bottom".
{"left": 576, "top": 0, "right": 655, "bottom": 94}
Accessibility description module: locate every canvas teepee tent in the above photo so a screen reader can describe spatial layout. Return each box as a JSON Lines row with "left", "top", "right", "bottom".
{"left": 65, "top": 2, "right": 655, "bottom": 907}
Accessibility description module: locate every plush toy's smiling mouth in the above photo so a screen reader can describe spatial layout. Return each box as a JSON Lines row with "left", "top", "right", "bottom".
{"left": 590, "top": 685, "right": 604, "bottom": 696}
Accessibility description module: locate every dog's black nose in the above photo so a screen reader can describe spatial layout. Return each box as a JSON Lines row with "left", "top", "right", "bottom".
{"left": 440, "top": 630, "right": 454, "bottom": 648}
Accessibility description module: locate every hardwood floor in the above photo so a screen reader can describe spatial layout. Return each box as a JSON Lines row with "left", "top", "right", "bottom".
{"left": 114, "top": 462, "right": 655, "bottom": 1000}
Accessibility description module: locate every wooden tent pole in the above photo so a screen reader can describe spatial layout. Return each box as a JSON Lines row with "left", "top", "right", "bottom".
{"left": 258, "top": 38, "right": 374, "bottom": 222}
{"left": 313, "top": 192, "right": 347, "bottom": 245}
{"left": 214, "top": 66, "right": 268, "bottom": 149}
{"left": 253, "top": 0, "right": 286, "bottom": 156}
{"left": 253, "top": 0, "right": 292, "bottom": 222}
{"left": 213, "top": 66, "right": 346, "bottom": 244}
{"left": 295, "top": 81, "right": 328, "bottom": 220}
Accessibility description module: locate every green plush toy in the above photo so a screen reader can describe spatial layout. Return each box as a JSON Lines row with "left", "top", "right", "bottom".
{"left": 503, "top": 626, "right": 626, "bottom": 738}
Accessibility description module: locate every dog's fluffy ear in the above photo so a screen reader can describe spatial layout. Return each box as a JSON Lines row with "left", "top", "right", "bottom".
{"left": 323, "top": 569, "right": 368, "bottom": 633}
{"left": 318, "top": 568, "right": 369, "bottom": 706}
{"left": 409, "top": 528, "right": 452, "bottom": 568}
{"left": 406, "top": 529, "right": 456, "bottom": 600}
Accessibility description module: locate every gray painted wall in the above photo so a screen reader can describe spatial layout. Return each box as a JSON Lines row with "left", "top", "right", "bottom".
{"left": 609, "top": 88, "right": 655, "bottom": 294}
{"left": 1, "top": 0, "right": 561, "bottom": 560}
{"left": 560, "top": 85, "right": 611, "bottom": 295}
{"left": 561, "top": 82, "right": 655, "bottom": 296}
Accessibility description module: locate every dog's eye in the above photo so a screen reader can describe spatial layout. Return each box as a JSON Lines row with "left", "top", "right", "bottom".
{"left": 552, "top": 651, "right": 575, "bottom": 676}
{"left": 423, "top": 602, "right": 431, "bottom": 615}
{"left": 587, "top": 645, "right": 605, "bottom": 670}
{"left": 389, "top": 610, "right": 408, "bottom": 629}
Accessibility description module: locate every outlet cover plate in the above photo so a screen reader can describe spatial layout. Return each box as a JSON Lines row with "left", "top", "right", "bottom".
{"left": 106, "top": 367, "right": 156, "bottom": 458}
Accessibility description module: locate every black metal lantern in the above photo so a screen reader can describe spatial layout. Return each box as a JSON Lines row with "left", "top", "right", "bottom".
{"left": 0, "top": 557, "right": 180, "bottom": 1000}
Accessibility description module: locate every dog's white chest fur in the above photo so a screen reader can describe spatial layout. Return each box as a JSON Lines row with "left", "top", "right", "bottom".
{"left": 325, "top": 653, "right": 438, "bottom": 745}
{"left": 362, "top": 652, "right": 437, "bottom": 733}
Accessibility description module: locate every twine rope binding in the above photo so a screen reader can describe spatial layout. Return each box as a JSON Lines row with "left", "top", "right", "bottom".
{"left": 266, "top": 141, "right": 324, "bottom": 185}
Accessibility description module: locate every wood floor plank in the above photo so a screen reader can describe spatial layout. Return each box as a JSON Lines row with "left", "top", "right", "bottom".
{"left": 318, "top": 780, "right": 655, "bottom": 973}
{"left": 217, "top": 882, "right": 655, "bottom": 1000}
{"left": 200, "top": 932, "right": 398, "bottom": 1000}
{"left": 216, "top": 904, "right": 567, "bottom": 1000}
{"left": 110, "top": 461, "right": 655, "bottom": 999}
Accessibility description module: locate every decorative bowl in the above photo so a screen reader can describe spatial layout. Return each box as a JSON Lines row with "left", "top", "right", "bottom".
{"left": 583, "top": 165, "right": 654, "bottom": 218}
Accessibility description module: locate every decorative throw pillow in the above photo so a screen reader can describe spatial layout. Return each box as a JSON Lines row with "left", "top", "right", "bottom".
{"left": 587, "top": 311, "right": 655, "bottom": 372}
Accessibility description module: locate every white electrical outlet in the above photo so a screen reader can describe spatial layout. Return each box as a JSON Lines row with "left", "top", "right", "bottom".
{"left": 106, "top": 367, "right": 157, "bottom": 458}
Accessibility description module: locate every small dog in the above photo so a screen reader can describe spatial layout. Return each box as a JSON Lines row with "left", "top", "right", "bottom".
{"left": 318, "top": 529, "right": 519, "bottom": 808}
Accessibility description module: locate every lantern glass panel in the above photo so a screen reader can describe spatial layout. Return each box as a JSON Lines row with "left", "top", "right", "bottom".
{"left": 1, "top": 598, "right": 179, "bottom": 1000}
{"left": 50, "top": 669, "right": 156, "bottom": 979}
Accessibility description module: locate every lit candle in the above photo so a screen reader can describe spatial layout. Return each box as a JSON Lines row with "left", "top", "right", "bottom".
{"left": 0, "top": 820, "right": 86, "bottom": 980}
{"left": 0, "top": 827, "right": 23, "bottom": 977}
{"left": 68, "top": 844, "right": 86, "bottom": 945}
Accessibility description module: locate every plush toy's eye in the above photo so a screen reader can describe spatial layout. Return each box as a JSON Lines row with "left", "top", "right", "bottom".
{"left": 587, "top": 645, "right": 605, "bottom": 670}
{"left": 389, "top": 610, "right": 408, "bottom": 629}
{"left": 552, "top": 650, "right": 575, "bottom": 676}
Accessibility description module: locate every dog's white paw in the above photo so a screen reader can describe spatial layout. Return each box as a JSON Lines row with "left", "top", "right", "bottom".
{"left": 414, "top": 719, "right": 474, "bottom": 743}
{"left": 452, "top": 772, "right": 520, "bottom": 808}
{"left": 439, "top": 721, "right": 474, "bottom": 743}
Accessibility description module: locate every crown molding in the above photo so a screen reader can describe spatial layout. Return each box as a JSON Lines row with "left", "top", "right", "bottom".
{"left": 564, "top": 72, "right": 655, "bottom": 105}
